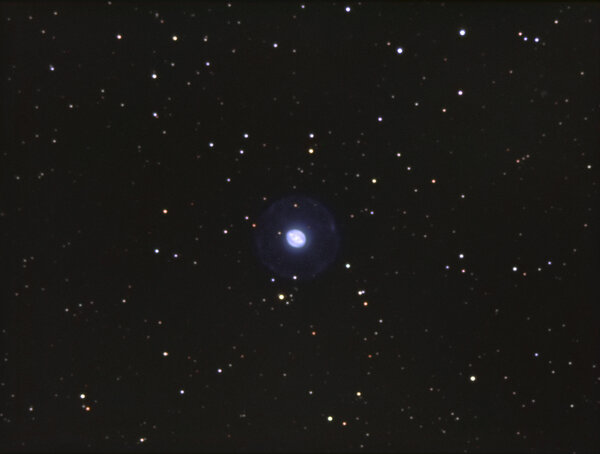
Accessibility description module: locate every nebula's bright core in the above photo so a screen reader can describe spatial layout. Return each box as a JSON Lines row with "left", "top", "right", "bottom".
{"left": 286, "top": 229, "right": 306, "bottom": 248}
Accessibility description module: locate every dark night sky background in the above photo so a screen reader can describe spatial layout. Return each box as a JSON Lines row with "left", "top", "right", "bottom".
{"left": 2, "top": 1, "right": 599, "bottom": 452}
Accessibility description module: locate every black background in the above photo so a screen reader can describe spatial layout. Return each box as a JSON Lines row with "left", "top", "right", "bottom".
{"left": 2, "top": 1, "right": 599, "bottom": 452}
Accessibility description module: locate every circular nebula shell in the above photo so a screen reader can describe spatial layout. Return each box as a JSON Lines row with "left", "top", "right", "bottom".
{"left": 253, "top": 196, "right": 340, "bottom": 280}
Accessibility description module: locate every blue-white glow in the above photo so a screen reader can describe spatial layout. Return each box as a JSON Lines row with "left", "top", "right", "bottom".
{"left": 286, "top": 229, "right": 306, "bottom": 248}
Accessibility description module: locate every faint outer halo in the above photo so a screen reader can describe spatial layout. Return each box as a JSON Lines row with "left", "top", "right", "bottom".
{"left": 253, "top": 196, "right": 340, "bottom": 279}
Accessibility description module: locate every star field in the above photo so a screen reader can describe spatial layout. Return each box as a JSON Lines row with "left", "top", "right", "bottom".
{"left": 2, "top": 2, "right": 599, "bottom": 452}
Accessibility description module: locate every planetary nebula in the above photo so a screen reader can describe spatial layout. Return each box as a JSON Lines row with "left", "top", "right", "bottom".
{"left": 286, "top": 229, "right": 306, "bottom": 248}
{"left": 253, "top": 196, "right": 340, "bottom": 279}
